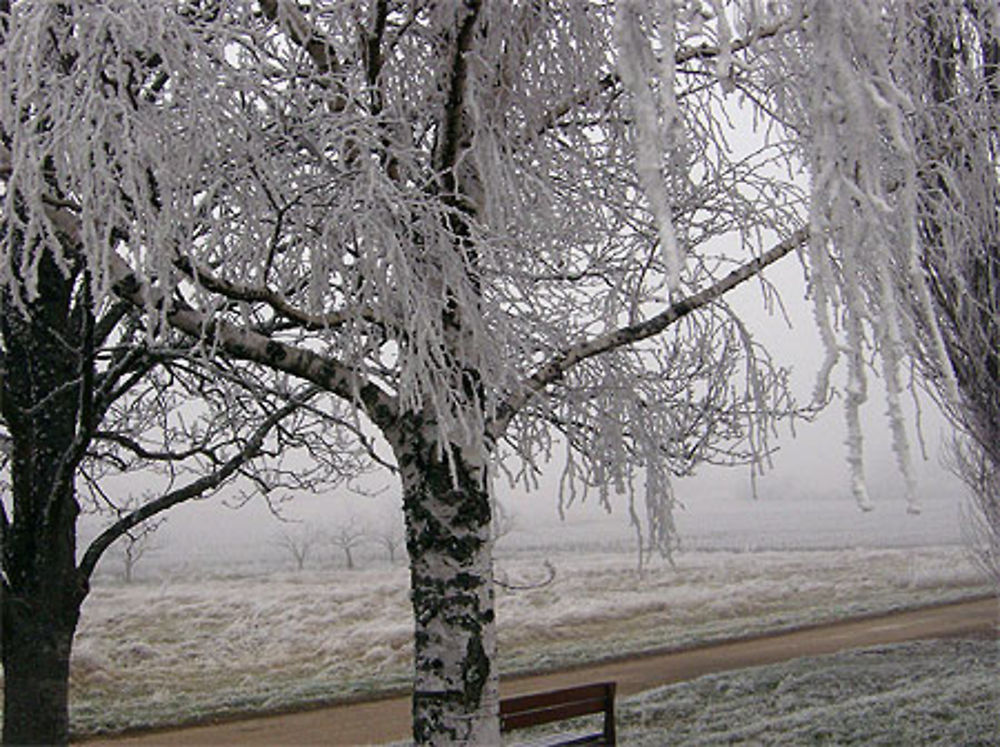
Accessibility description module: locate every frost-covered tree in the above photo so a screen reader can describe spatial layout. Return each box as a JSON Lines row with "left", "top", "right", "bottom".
{"left": 0, "top": 314, "right": 363, "bottom": 743}
{"left": 774, "top": 0, "right": 1000, "bottom": 582}
{"left": 373, "top": 508, "right": 406, "bottom": 564}
{"left": 0, "top": 1, "right": 981, "bottom": 744}
{"left": 274, "top": 525, "right": 322, "bottom": 571}
{"left": 903, "top": 0, "right": 1000, "bottom": 586}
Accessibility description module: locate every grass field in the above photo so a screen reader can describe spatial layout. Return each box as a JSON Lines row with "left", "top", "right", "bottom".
{"left": 62, "top": 543, "right": 990, "bottom": 737}
{"left": 510, "top": 638, "right": 998, "bottom": 746}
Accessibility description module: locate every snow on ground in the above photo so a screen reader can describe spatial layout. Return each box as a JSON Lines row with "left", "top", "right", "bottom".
{"left": 511, "top": 638, "right": 999, "bottom": 746}
{"left": 65, "top": 544, "right": 990, "bottom": 737}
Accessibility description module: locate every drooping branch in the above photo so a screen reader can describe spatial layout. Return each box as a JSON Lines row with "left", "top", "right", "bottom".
{"left": 531, "top": 10, "right": 804, "bottom": 139}
{"left": 490, "top": 228, "right": 808, "bottom": 440}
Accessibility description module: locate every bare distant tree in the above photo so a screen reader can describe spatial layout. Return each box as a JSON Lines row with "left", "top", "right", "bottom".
{"left": 373, "top": 514, "right": 406, "bottom": 565}
{"left": 118, "top": 517, "right": 164, "bottom": 584}
{"left": 328, "top": 519, "right": 367, "bottom": 571}
{"left": 273, "top": 525, "right": 322, "bottom": 572}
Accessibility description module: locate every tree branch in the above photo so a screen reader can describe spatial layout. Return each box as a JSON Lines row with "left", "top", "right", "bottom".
{"left": 27, "top": 190, "right": 399, "bottom": 431}
{"left": 258, "top": 0, "right": 340, "bottom": 78}
{"left": 531, "top": 12, "right": 803, "bottom": 139}
{"left": 101, "top": 245, "right": 400, "bottom": 429}
{"left": 76, "top": 387, "right": 318, "bottom": 581}
{"left": 92, "top": 430, "right": 216, "bottom": 463}
{"left": 172, "top": 254, "right": 378, "bottom": 331}
{"left": 433, "top": 0, "right": 482, "bottom": 179}
{"left": 489, "top": 228, "right": 808, "bottom": 440}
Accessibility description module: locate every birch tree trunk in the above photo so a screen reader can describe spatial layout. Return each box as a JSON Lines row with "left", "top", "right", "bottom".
{"left": 390, "top": 417, "right": 499, "bottom": 745}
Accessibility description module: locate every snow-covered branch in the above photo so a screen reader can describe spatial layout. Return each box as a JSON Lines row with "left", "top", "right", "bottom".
{"left": 491, "top": 229, "right": 807, "bottom": 440}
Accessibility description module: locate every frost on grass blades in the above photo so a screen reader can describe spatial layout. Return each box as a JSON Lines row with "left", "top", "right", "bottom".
{"left": 514, "top": 638, "right": 998, "bottom": 746}
{"left": 2, "top": 1, "right": 996, "bottom": 744}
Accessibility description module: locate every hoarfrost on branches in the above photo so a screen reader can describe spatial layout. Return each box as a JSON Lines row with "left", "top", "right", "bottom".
{"left": 5, "top": 0, "right": 994, "bottom": 741}
{"left": 1, "top": 0, "right": 812, "bottom": 551}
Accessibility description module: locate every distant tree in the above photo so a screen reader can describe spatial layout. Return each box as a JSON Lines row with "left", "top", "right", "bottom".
{"left": 373, "top": 513, "right": 406, "bottom": 565}
{"left": 118, "top": 516, "right": 163, "bottom": 583}
{"left": 328, "top": 519, "right": 367, "bottom": 571}
{"left": 3, "top": 1, "right": 983, "bottom": 743}
{"left": 274, "top": 525, "right": 322, "bottom": 572}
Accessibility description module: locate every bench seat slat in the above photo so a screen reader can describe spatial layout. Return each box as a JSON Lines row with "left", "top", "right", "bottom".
{"left": 501, "top": 683, "right": 612, "bottom": 716}
{"left": 500, "top": 681, "right": 616, "bottom": 746}
{"left": 500, "top": 697, "right": 610, "bottom": 731}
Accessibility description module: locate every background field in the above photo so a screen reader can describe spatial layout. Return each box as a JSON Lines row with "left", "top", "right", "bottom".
{"left": 65, "top": 541, "right": 989, "bottom": 737}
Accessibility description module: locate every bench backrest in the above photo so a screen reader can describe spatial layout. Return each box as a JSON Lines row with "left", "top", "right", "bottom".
{"left": 500, "top": 681, "right": 616, "bottom": 745}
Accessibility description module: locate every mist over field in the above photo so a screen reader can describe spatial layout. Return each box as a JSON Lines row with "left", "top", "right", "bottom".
{"left": 79, "top": 249, "right": 973, "bottom": 583}
{"left": 85, "top": 413, "right": 968, "bottom": 581}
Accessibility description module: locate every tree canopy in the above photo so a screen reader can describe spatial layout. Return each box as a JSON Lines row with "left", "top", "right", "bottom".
{"left": 2, "top": 1, "right": 996, "bottom": 743}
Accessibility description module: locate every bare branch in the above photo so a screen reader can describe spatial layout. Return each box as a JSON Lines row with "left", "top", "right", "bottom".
{"left": 77, "top": 387, "right": 320, "bottom": 581}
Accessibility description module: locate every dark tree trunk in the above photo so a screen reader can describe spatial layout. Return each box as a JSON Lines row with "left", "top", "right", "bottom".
{"left": 2, "top": 588, "right": 79, "bottom": 745}
{"left": 1, "top": 251, "right": 90, "bottom": 745}
{"left": 390, "top": 418, "right": 499, "bottom": 745}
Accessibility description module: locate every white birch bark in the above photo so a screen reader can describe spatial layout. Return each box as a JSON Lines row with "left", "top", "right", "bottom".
{"left": 390, "top": 418, "right": 499, "bottom": 745}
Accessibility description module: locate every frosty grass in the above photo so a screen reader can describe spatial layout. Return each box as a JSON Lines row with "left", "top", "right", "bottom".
{"left": 50, "top": 544, "right": 993, "bottom": 738}
{"left": 513, "top": 638, "right": 998, "bottom": 746}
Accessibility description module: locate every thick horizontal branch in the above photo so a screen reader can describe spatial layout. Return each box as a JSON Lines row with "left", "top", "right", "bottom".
{"left": 30, "top": 196, "right": 399, "bottom": 430}
{"left": 489, "top": 228, "right": 808, "bottom": 440}
{"left": 108, "top": 252, "right": 398, "bottom": 430}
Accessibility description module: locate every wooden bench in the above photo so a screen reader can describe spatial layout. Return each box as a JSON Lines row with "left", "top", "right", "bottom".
{"left": 500, "top": 681, "right": 616, "bottom": 745}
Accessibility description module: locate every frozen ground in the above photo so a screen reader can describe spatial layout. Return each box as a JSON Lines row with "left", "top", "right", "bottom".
{"left": 63, "top": 543, "right": 991, "bottom": 737}
{"left": 513, "top": 638, "right": 999, "bottom": 746}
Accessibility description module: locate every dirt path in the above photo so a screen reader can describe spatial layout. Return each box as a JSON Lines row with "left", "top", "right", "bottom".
{"left": 82, "top": 596, "right": 997, "bottom": 746}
